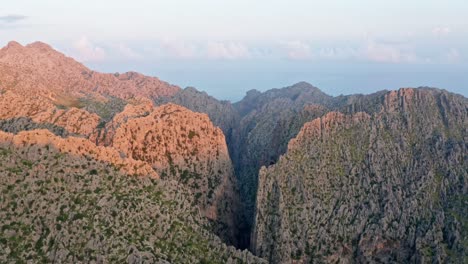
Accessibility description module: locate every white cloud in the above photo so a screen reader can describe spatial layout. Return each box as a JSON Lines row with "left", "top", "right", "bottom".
{"left": 283, "top": 41, "right": 312, "bottom": 60}
{"left": 443, "top": 48, "right": 461, "bottom": 63}
{"left": 117, "top": 43, "right": 142, "bottom": 60}
{"left": 363, "top": 41, "right": 419, "bottom": 63}
{"left": 205, "top": 41, "right": 250, "bottom": 60}
{"left": 160, "top": 39, "right": 198, "bottom": 59}
{"left": 72, "top": 36, "right": 106, "bottom": 62}
{"left": 432, "top": 26, "right": 452, "bottom": 37}
{"left": 318, "top": 47, "right": 359, "bottom": 60}
{"left": 142, "top": 39, "right": 251, "bottom": 60}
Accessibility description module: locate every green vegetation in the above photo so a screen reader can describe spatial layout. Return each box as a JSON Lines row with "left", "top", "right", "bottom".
{"left": 188, "top": 130, "right": 197, "bottom": 140}
{"left": 0, "top": 145, "right": 262, "bottom": 263}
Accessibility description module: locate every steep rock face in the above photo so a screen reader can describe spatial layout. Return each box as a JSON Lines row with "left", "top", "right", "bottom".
{"left": 0, "top": 130, "right": 157, "bottom": 177}
{"left": 0, "top": 139, "right": 265, "bottom": 263}
{"left": 95, "top": 102, "right": 240, "bottom": 244}
{"left": 231, "top": 82, "right": 333, "bottom": 239}
{"left": 253, "top": 88, "right": 467, "bottom": 263}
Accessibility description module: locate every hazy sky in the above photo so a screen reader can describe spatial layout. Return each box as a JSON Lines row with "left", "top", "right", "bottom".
{"left": 1, "top": 0, "right": 467, "bottom": 100}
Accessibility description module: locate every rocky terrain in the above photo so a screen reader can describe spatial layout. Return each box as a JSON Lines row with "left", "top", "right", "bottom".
{"left": 155, "top": 87, "right": 240, "bottom": 143}
{"left": 0, "top": 133, "right": 264, "bottom": 263}
{"left": 1, "top": 41, "right": 467, "bottom": 263}
{"left": 0, "top": 41, "right": 180, "bottom": 101}
{"left": 158, "top": 82, "right": 338, "bottom": 246}
{"left": 230, "top": 83, "right": 334, "bottom": 236}
{"left": 252, "top": 88, "right": 467, "bottom": 263}
{"left": 0, "top": 130, "right": 157, "bottom": 177}
{"left": 93, "top": 101, "right": 240, "bottom": 244}
{"left": 0, "top": 41, "right": 243, "bottom": 246}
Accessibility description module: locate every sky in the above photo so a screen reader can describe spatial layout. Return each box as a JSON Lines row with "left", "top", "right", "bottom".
{"left": 1, "top": 0, "right": 467, "bottom": 101}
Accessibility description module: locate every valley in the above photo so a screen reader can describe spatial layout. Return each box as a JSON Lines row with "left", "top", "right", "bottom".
{"left": 0, "top": 41, "right": 466, "bottom": 263}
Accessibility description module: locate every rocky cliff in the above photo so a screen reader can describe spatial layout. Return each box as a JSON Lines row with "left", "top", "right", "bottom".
{"left": 230, "top": 82, "right": 334, "bottom": 243}
{"left": 1, "top": 40, "right": 467, "bottom": 263}
{"left": 0, "top": 41, "right": 243, "bottom": 247}
{"left": 93, "top": 101, "right": 240, "bottom": 244}
{"left": 253, "top": 88, "right": 467, "bottom": 263}
{"left": 158, "top": 82, "right": 338, "bottom": 247}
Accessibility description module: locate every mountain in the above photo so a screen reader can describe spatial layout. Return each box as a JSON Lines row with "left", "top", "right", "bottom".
{"left": 252, "top": 88, "right": 467, "bottom": 263}
{"left": 0, "top": 41, "right": 180, "bottom": 137}
{"left": 0, "top": 130, "right": 264, "bottom": 263}
{"left": 156, "top": 81, "right": 337, "bottom": 247}
{"left": 0, "top": 41, "right": 179, "bottom": 101}
{"left": 234, "top": 82, "right": 334, "bottom": 117}
{"left": 229, "top": 82, "right": 335, "bottom": 244}
{"left": 92, "top": 101, "right": 240, "bottom": 244}
{"left": 154, "top": 86, "right": 240, "bottom": 142}
{"left": 1, "top": 40, "right": 467, "bottom": 263}
{"left": 0, "top": 41, "right": 247, "bottom": 255}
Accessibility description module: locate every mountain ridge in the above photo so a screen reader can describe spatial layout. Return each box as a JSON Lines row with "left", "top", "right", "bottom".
{"left": 0, "top": 40, "right": 466, "bottom": 262}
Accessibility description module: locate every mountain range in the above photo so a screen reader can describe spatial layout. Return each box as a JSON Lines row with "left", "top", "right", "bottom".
{"left": 0, "top": 41, "right": 466, "bottom": 263}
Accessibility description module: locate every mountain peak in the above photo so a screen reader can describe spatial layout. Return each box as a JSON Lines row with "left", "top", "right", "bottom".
{"left": 25, "top": 41, "right": 54, "bottom": 51}
{"left": 0, "top": 40, "right": 180, "bottom": 100}
{"left": 6, "top": 40, "right": 23, "bottom": 48}
{"left": 289, "top": 81, "right": 325, "bottom": 93}
{"left": 1, "top": 41, "right": 24, "bottom": 53}
{"left": 291, "top": 81, "right": 314, "bottom": 87}
{"left": 2, "top": 41, "right": 55, "bottom": 54}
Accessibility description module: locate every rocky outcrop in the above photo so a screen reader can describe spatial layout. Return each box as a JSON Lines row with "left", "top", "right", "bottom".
{"left": 0, "top": 89, "right": 101, "bottom": 136}
{"left": 0, "top": 138, "right": 265, "bottom": 263}
{"left": 94, "top": 102, "right": 240, "bottom": 244}
{"left": 0, "top": 129, "right": 157, "bottom": 177}
{"left": 252, "top": 88, "right": 467, "bottom": 263}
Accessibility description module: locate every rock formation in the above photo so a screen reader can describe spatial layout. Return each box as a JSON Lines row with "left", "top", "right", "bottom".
{"left": 229, "top": 82, "right": 334, "bottom": 244}
{"left": 252, "top": 88, "right": 467, "bottom": 263}
{"left": 0, "top": 41, "right": 180, "bottom": 137}
{"left": 93, "top": 101, "right": 240, "bottom": 244}
{"left": 0, "top": 41, "right": 180, "bottom": 101}
{"left": 0, "top": 129, "right": 157, "bottom": 177}
{"left": 0, "top": 135, "right": 265, "bottom": 263}
{"left": 1, "top": 40, "right": 467, "bottom": 263}
{"left": 155, "top": 86, "right": 240, "bottom": 142}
